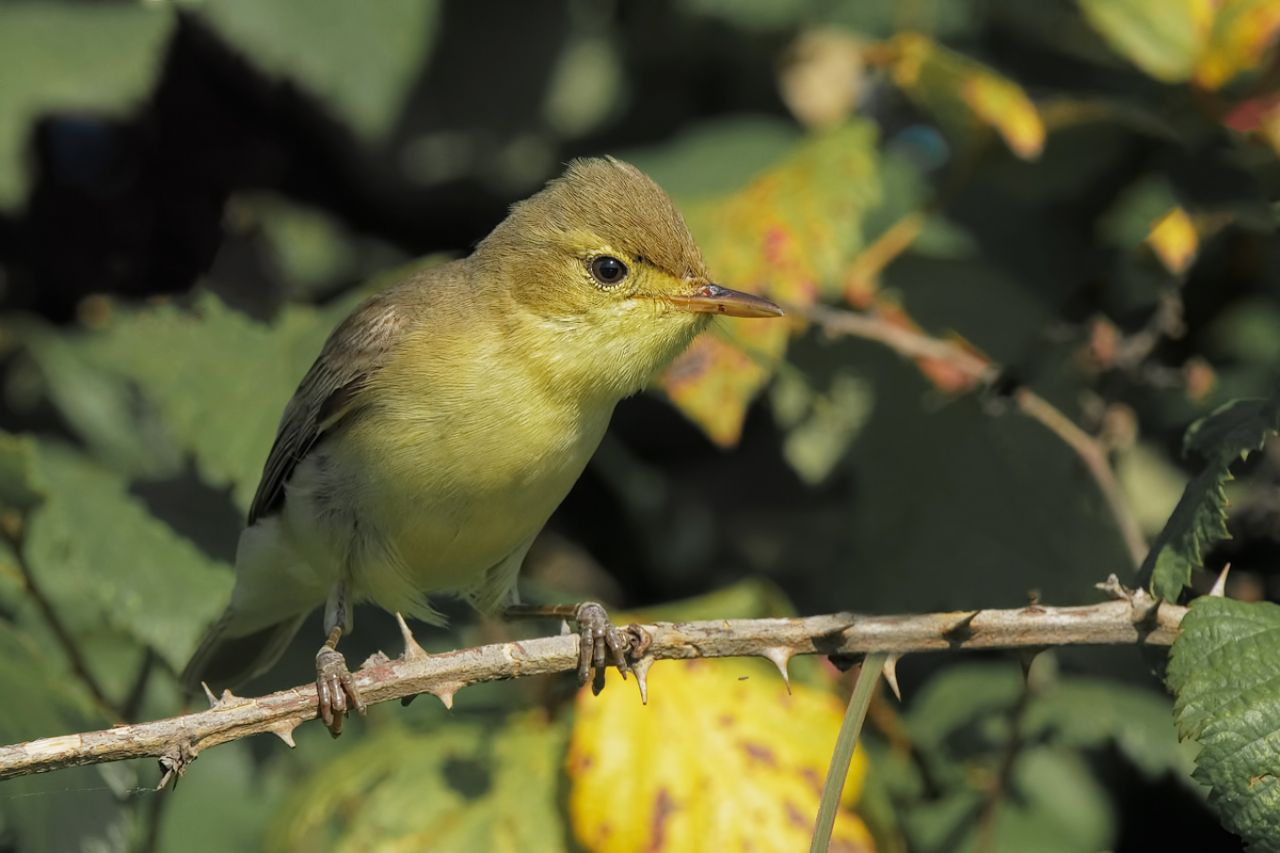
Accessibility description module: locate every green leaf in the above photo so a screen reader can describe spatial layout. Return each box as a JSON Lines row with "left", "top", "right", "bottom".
{"left": 155, "top": 741, "right": 278, "bottom": 853}
{"left": 771, "top": 368, "right": 875, "bottom": 485}
{"left": 0, "top": 431, "right": 42, "bottom": 512}
{"left": 1144, "top": 398, "right": 1280, "bottom": 601}
{"left": 267, "top": 712, "right": 569, "bottom": 851}
{"left": 1183, "top": 397, "right": 1280, "bottom": 461}
{"left": 81, "top": 290, "right": 357, "bottom": 513}
{"left": 905, "top": 748, "right": 1114, "bottom": 853}
{"left": 0, "top": 621, "right": 130, "bottom": 853}
{"left": 22, "top": 440, "right": 232, "bottom": 670}
{"left": 0, "top": 2, "right": 173, "bottom": 208}
{"left": 1078, "top": 0, "right": 1202, "bottom": 82}
{"left": 193, "top": 0, "right": 440, "bottom": 141}
{"left": 1024, "top": 677, "right": 1196, "bottom": 781}
{"left": 16, "top": 323, "right": 183, "bottom": 479}
{"left": 1167, "top": 597, "right": 1280, "bottom": 850}
{"left": 905, "top": 663, "right": 1025, "bottom": 757}
{"left": 1146, "top": 465, "right": 1232, "bottom": 602}
{"left": 618, "top": 115, "right": 802, "bottom": 200}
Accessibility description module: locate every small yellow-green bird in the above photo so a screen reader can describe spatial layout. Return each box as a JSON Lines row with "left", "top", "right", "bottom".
{"left": 182, "top": 157, "right": 782, "bottom": 733}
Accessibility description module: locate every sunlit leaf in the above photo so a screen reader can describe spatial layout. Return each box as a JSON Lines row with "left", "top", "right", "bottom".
{"left": 267, "top": 713, "right": 568, "bottom": 852}
{"left": 567, "top": 658, "right": 874, "bottom": 852}
{"left": 1078, "top": 0, "right": 1208, "bottom": 82}
{"left": 888, "top": 33, "right": 1045, "bottom": 160}
{"left": 1147, "top": 206, "right": 1199, "bottom": 275}
{"left": 0, "top": 3, "right": 173, "bottom": 208}
{"left": 659, "top": 122, "right": 882, "bottom": 445}
{"left": 958, "top": 67, "right": 1046, "bottom": 159}
{"left": 1167, "top": 597, "right": 1280, "bottom": 849}
{"left": 193, "top": 0, "right": 440, "bottom": 142}
{"left": 1194, "top": 0, "right": 1280, "bottom": 90}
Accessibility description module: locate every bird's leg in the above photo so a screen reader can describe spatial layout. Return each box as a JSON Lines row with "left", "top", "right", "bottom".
{"left": 504, "top": 601, "right": 652, "bottom": 695}
{"left": 315, "top": 579, "right": 366, "bottom": 737}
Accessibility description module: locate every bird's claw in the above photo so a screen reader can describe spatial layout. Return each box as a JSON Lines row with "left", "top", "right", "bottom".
{"left": 573, "top": 601, "right": 651, "bottom": 695}
{"left": 315, "top": 645, "right": 366, "bottom": 737}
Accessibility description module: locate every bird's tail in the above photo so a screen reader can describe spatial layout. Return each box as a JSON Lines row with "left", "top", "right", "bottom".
{"left": 181, "top": 608, "right": 307, "bottom": 696}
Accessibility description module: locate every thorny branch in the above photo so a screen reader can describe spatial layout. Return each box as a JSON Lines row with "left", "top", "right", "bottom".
{"left": 800, "top": 303, "right": 1150, "bottom": 567}
{"left": 0, "top": 582, "right": 1182, "bottom": 783}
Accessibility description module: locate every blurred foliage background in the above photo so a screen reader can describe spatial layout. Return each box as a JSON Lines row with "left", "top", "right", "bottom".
{"left": 2, "top": 0, "right": 1280, "bottom": 850}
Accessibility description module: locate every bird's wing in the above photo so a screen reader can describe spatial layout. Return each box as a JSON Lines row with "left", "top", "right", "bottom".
{"left": 247, "top": 290, "right": 411, "bottom": 525}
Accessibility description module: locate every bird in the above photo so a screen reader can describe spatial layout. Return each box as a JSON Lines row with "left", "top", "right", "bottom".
{"left": 181, "top": 157, "right": 783, "bottom": 734}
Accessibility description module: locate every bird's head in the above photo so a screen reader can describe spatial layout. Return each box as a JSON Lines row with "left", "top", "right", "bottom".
{"left": 474, "top": 157, "right": 782, "bottom": 400}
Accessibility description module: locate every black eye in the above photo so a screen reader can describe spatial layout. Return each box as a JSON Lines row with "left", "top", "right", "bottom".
{"left": 589, "top": 255, "right": 628, "bottom": 287}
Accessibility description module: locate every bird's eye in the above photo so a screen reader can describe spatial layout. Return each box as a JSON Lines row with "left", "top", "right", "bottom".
{"left": 589, "top": 255, "right": 628, "bottom": 287}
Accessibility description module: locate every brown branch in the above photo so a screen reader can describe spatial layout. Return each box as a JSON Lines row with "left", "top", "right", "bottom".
{"left": 0, "top": 586, "right": 1182, "bottom": 783}
{"left": 802, "top": 303, "right": 1149, "bottom": 566}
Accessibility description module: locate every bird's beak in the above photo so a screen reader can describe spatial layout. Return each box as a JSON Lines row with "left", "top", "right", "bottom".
{"left": 666, "top": 283, "right": 785, "bottom": 318}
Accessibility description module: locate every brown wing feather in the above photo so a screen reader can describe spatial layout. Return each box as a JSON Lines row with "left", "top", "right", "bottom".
{"left": 247, "top": 290, "right": 411, "bottom": 525}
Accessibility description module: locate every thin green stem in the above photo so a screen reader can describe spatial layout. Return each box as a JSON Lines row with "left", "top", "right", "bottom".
{"left": 811, "top": 652, "right": 886, "bottom": 853}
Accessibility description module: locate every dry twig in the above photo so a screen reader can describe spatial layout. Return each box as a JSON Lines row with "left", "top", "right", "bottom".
{"left": 0, "top": 587, "right": 1182, "bottom": 783}
{"left": 801, "top": 303, "right": 1149, "bottom": 566}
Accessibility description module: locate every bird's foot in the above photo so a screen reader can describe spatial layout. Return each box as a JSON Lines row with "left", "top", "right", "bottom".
{"left": 572, "top": 601, "right": 652, "bottom": 695}
{"left": 315, "top": 645, "right": 366, "bottom": 737}
{"left": 504, "top": 600, "right": 651, "bottom": 694}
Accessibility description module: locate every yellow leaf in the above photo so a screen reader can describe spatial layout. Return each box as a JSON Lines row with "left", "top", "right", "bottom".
{"left": 658, "top": 123, "right": 882, "bottom": 445}
{"left": 887, "top": 33, "right": 1044, "bottom": 160}
{"left": 959, "top": 72, "right": 1045, "bottom": 159}
{"left": 662, "top": 329, "right": 783, "bottom": 446}
{"left": 1194, "top": 0, "right": 1280, "bottom": 90}
{"left": 267, "top": 713, "right": 569, "bottom": 852}
{"left": 566, "top": 658, "right": 876, "bottom": 853}
{"left": 1147, "top": 206, "right": 1198, "bottom": 275}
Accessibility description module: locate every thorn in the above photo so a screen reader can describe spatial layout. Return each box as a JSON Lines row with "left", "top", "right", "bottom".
{"left": 1127, "top": 587, "right": 1161, "bottom": 626}
{"left": 395, "top": 612, "right": 428, "bottom": 661}
{"left": 203, "top": 685, "right": 247, "bottom": 710}
{"left": 882, "top": 654, "right": 902, "bottom": 701}
{"left": 1017, "top": 648, "right": 1045, "bottom": 682}
{"left": 428, "top": 681, "right": 463, "bottom": 710}
{"left": 632, "top": 655, "right": 654, "bottom": 705}
{"left": 1095, "top": 574, "right": 1129, "bottom": 601}
{"left": 1210, "top": 563, "right": 1232, "bottom": 597}
{"left": 943, "top": 610, "right": 980, "bottom": 644}
{"left": 760, "top": 647, "right": 793, "bottom": 694}
{"left": 270, "top": 722, "right": 298, "bottom": 748}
